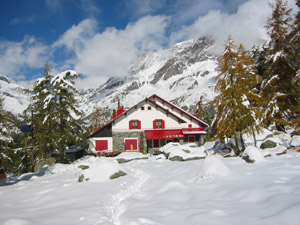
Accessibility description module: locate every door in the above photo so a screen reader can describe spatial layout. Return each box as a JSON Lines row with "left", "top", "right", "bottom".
{"left": 125, "top": 139, "right": 138, "bottom": 151}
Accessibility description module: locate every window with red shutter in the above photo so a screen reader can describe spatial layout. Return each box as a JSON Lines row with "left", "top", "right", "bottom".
{"left": 130, "top": 120, "right": 140, "bottom": 129}
{"left": 154, "top": 120, "right": 164, "bottom": 129}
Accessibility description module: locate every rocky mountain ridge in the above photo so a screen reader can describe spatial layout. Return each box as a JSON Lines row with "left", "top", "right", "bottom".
{"left": 1, "top": 36, "right": 218, "bottom": 118}
{"left": 78, "top": 36, "right": 218, "bottom": 117}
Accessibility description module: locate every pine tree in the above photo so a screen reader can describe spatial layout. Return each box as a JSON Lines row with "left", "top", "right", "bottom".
{"left": 30, "top": 64, "right": 83, "bottom": 161}
{"left": 261, "top": 0, "right": 295, "bottom": 131}
{"left": 49, "top": 70, "right": 82, "bottom": 153}
{"left": 0, "top": 97, "right": 14, "bottom": 174}
{"left": 30, "top": 62, "right": 54, "bottom": 157}
{"left": 213, "top": 37, "right": 262, "bottom": 155}
{"left": 287, "top": 0, "right": 300, "bottom": 130}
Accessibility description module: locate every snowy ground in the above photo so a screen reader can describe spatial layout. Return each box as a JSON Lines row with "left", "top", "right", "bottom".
{"left": 1, "top": 134, "right": 300, "bottom": 225}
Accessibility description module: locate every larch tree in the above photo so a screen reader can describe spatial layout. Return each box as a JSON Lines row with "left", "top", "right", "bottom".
{"left": 260, "top": 0, "right": 295, "bottom": 131}
{"left": 86, "top": 106, "right": 106, "bottom": 135}
{"left": 213, "top": 37, "right": 262, "bottom": 155}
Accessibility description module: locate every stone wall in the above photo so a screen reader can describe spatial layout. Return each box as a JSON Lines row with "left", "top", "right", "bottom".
{"left": 112, "top": 131, "right": 148, "bottom": 154}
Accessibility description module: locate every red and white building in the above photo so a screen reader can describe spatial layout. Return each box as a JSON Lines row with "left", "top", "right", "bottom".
{"left": 88, "top": 94, "right": 208, "bottom": 154}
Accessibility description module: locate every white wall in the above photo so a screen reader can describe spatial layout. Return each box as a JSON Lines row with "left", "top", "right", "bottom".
{"left": 112, "top": 101, "right": 202, "bottom": 131}
{"left": 112, "top": 102, "right": 191, "bottom": 131}
{"left": 151, "top": 98, "right": 204, "bottom": 128}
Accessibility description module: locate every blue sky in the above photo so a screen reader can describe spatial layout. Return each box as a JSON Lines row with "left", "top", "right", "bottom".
{"left": 0, "top": 0, "right": 297, "bottom": 89}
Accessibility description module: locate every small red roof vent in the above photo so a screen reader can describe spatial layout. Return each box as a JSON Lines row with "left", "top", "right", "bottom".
{"left": 113, "top": 100, "right": 126, "bottom": 119}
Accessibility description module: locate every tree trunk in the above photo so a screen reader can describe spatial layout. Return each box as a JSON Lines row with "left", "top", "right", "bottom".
{"left": 251, "top": 126, "right": 257, "bottom": 147}
{"left": 233, "top": 133, "right": 240, "bottom": 156}
{"left": 239, "top": 132, "right": 245, "bottom": 151}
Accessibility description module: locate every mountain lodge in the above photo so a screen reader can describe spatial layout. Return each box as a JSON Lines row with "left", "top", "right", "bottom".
{"left": 88, "top": 94, "right": 208, "bottom": 154}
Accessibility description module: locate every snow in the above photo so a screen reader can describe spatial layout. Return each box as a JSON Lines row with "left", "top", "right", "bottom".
{"left": 1, "top": 151, "right": 300, "bottom": 225}
{"left": 242, "top": 146, "right": 266, "bottom": 163}
{"left": 0, "top": 74, "right": 30, "bottom": 114}
{"left": 160, "top": 142, "right": 207, "bottom": 160}
{"left": 115, "top": 152, "right": 149, "bottom": 160}
{"left": 199, "top": 155, "right": 231, "bottom": 179}
{"left": 51, "top": 70, "right": 78, "bottom": 87}
{"left": 290, "top": 135, "right": 300, "bottom": 147}
{"left": 1, "top": 131, "right": 300, "bottom": 224}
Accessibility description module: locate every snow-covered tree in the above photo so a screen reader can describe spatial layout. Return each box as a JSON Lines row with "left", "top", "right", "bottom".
{"left": 213, "top": 37, "right": 262, "bottom": 155}
{"left": 260, "top": 0, "right": 296, "bottom": 131}
{"left": 30, "top": 63, "right": 83, "bottom": 159}
{"left": 49, "top": 70, "right": 83, "bottom": 152}
{"left": 287, "top": 0, "right": 300, "bottom": 130}
{"left": 0, "top": 97, "right": 15, "bottom": 173}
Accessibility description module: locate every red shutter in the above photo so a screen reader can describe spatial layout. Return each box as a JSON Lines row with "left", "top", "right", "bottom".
{"left": 129, "top": 120, "right": 133, "bottom": 129}
{"left": 96, "top": 140, "right": 108, "bottom": 151}
{"left": 153, "top": 120, "right": 156, "bottom": 129}
{"left": 161, "top": 120, "right": 165, "bottom": 129}
{"left": 138, "top": 120, "right": 141, "bottom": 129}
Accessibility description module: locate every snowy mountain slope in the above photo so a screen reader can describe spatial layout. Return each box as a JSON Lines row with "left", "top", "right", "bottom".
{"left": 1, "top": 36, "right": 218, "bottom": 118}
{"left": 0, "top": 74, "right": 31, "bottom": 115}
{"left": 78, "top": 36, "right": 218, "bottom": 116}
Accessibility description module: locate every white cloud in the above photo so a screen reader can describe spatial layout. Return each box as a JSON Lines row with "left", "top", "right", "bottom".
{"left": 54, "top": 16, "right": 168, "bottom": 89}
{"left": 0, "top": 36, "right": 49, "bottom": 77}
{"left": 170, "top": 0, "right": 273, "bottom": 54}
{"left": 52, "top": 18, "right": 97, "bottom": 52}
{"left": 170, "top": 0, "right": 297, "bottom": 54}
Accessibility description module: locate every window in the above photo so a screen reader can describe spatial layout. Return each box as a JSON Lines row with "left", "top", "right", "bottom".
{"left": 148, "top": 106, "right": 151, "bottom": 110}
{"left": 141, "top": 106, "right": 145, "bottom": 110}
{"left": 129, "top": 120, "right": 141, "bottom": 129}
{"left": 153, "top": 119, "right": 165, "bottom": 129}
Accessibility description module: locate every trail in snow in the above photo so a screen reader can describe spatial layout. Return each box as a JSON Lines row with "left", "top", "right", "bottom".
{"left": 102, "top": 162, "right": 151, "bottom": 225}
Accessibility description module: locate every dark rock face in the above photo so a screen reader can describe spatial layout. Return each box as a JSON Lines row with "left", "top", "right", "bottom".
{"left": 78, "top": 165, "right": 89, "bottom": 170}
{"left": 109, "top": 170, "right": 127, "bottom": 179}
{"left": 260, "top": 140, "right": 277, "bottom": 149}
{"left": 150, "top": 36, "right": 215, "bottom": 85}
{"left": 242, "top": 155, "right": 255, "bottom": 163}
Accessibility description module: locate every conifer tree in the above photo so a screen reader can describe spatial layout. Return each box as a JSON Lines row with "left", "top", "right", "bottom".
{"left": 0, "top": 97, "right": 14, "bottom": 173}
{"left": 261, "top": 0, "right": 295, "bottom": 131}
{"left": 30, "top": 63, "right": 83, "bottom": 160}
{"left": 49, "top": 70, "right": 82, "bottom": 152}
{"left": 213, "top": 37, "right": 262, "bottom": 155}
{"left": 287, "top": 0, "right": 300, "bottom": 130}
{"left": 30, "top": 62, "right": 54, "bottom": 157}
